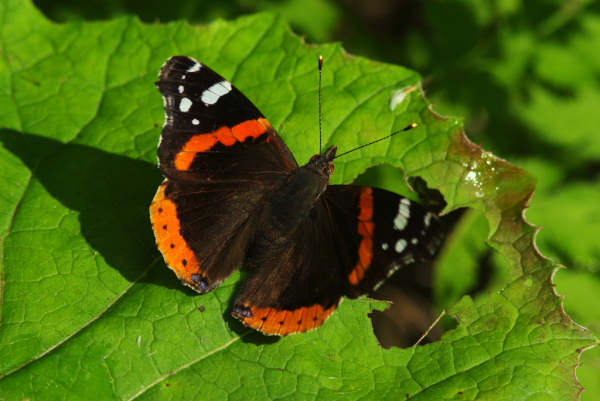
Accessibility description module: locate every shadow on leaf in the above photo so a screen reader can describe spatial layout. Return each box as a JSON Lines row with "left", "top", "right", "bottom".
{"left": 0, "top": 129, "right": 287, "bottom": 341}
{"left": 0, "top": 129, "right": 182, "bottom": 291}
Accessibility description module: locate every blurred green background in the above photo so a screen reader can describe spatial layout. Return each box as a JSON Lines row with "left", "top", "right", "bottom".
{"left": 32, "top": 0, "right": 600, "bottom": 398}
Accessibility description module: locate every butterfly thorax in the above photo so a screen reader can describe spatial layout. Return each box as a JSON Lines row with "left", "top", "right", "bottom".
{"left": 265, "top": 145, "right": 336, "bottom": 231}
{"left": 245, "top": 146, "right": 337, "bottom": 269}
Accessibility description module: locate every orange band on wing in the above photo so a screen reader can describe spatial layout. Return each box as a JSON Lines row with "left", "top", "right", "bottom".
{"left": 233, "top": 303, "right": 338, "bottom": 336}
{"left": 150, "top": 180, "right": 200, "bottom": 286}
{"left": 348, "top": 188, "right": 375, "bottom": 286}
{"left": 174, "top": 118, "right": 273, "bottom": 170}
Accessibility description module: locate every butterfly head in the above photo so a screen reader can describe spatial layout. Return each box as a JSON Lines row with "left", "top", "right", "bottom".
{"left": 309, "top": 145, "right": 337, "bottom": 177}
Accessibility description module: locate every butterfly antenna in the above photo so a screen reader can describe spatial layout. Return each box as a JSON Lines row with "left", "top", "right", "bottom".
{"left": 334, "top": 123, "right": 418, "bottom": 159}
{"left": 318, "top": 55, "right": 323, "bottom": 154}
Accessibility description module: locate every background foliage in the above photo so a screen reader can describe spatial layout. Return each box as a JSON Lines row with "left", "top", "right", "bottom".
{"left": 1, "top": 0, "right": 598, "bottom": 399}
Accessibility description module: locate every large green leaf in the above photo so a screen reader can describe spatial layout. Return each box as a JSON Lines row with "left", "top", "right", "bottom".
{"left": 0, "top": 0, "right": 596, "bottom": 399}
{"left": 554, "top": 268, "right": 600, "bottom": 401}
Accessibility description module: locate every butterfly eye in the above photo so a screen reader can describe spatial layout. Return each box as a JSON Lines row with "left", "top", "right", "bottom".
{"left": 309, "top": 154, "right": 320, "bottom": 162}
{"left": 325, "top": 164, "right": 334, "bottom": 176}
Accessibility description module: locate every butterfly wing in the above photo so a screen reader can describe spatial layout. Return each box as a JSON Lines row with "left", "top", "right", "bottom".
{"left": 155, "top": 56, "right": 298, "bottom": 181}
{"left": 231, "top": 200, "right": 345, "bottom": 336}
{"left": 324, "top": 186, "right": 443, "bottom": 297}
{"left": 231, "top": 185, "right": 442, "bottom": 335}
{"left": 150, "top": 56, "right": 298, "bottom": 293}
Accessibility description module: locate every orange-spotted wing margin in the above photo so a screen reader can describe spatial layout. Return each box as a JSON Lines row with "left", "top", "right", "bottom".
{"left": 232, "top": 302, "right": 339, "bottom": 336}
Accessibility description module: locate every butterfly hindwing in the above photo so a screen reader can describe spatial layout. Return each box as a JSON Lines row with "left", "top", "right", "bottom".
{"left": 231, "top": 199, "right": 345, "bottom": 335}
{"left": 230, "top": 186, "right": 442, "bottom": 335}
{"left": 324, "top": 186, "right": 443, "bottom": 296}
{"left": 151, "top": 56, "right": 297, "bottom": 293}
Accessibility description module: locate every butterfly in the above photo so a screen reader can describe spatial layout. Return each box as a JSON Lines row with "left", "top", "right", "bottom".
{"left": 150, "top": 55, "right": 443, "bottom": 336}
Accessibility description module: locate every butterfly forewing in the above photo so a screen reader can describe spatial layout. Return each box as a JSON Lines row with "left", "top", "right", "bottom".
{"left": 151, "top": 56, "right": 297, "bottom": 293}
{"left": 156, "top": 55, "right": 298, "bottom": 181}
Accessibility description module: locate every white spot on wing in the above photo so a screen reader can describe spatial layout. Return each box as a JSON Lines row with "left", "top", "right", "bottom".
{"left": 187, "top": 61, "right": 201, "bottom": 72}
{"left": 394, "top": 200, "right": 410, "bottom": 231}
{"left": 373, "top": 280, "right": 385, "bottom": 291}
{"left": 411, "top": 238, "right": 418, "bottom": 245}
{"left": 161, "top": 96, "right": 170, "bottom": 131}
{"left": 400, "top": 202, "right": 410, "bottom": 218}
{"left": 424, "top": 213, "right": 432, "bottom": 228}
{"left": 382, "top": 243, "right": 388, "bottom": 250}
{"left": 178, "top": 85, "right": 184, "bottom": 93}
{"left": 180, "top": 98, "right": 192, "bottom": 112}
{"left": 394, "top": 214, "right": 407, "bottom": 231}
{"left": 395, "top": 239, "right": 407, "bottom": 253}
{"left": 403, "top": 254, "right": 414, "bottom": 264}
{"left": 192, "top": 119, "right": 200, "bottom": 125}
{"left": 201, "top": 80, "right": 232, "bottom": 106}
{"left": 181, "top": 75, "right": 186, "bottom": 80}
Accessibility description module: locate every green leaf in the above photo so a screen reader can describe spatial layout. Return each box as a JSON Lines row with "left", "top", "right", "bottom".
{"left": 0, "top": 1, "right": 596, "bottom": 400}
{"left": 521, "top": 159, "right": 600, "bottom": 271}
{"left": 433, "top": 209, "right": 510, "bottom": 311}
{"left": 34, "top": 0, "right": 340, "bottom": 44}
{"left": 554, "top": 268, "right": 600, "bottom": 401}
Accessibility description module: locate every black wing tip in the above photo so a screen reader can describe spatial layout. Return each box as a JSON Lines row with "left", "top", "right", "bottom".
{"left": 158, "top": 55, "right": 203, "bottom": 80}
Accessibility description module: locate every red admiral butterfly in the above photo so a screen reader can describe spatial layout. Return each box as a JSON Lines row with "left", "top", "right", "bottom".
{"left": 150, "top": 56, "right": 442, "bottom": 336}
